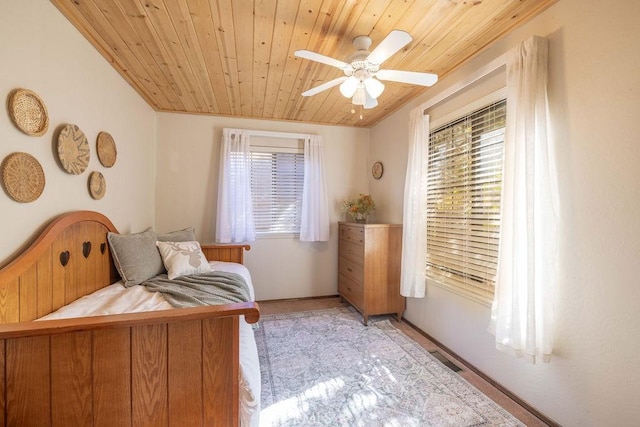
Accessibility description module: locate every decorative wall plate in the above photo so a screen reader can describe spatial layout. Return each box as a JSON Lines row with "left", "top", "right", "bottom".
{"left": 97, "top": 131, "right": 117, "bottom": 167}
{"left": 8, "top": 88, "right": 49, "bottom": 137}
{"left": 57, "top": 124, "right": 90, "bottom": 174}
{"left": 372, "top": 161, "right": 384, "bottom": 179}
{"left": 89, "top": 171, "right": 106, "bottom": 200}
{"left": 1, "top": 152, "right": 45, "bottom": 203}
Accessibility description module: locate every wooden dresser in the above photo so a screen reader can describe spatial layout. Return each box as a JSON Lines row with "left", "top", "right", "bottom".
{"left": 338, "top": 222, "right": 404, "bottom": 325}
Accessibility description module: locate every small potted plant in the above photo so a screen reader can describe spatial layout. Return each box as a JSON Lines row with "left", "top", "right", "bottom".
{"left": 342, "top": 194, "right": 376, "bottom": 223}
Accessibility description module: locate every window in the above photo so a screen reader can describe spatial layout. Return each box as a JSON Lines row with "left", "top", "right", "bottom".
{"left": 426, "top": 99, "right": 506, "bottom": 303}
{"left": 250, "top": 143, "right": 304, "bottom": 236}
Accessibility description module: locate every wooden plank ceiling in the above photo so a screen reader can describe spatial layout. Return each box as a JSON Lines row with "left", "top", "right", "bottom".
{"left": 51, "top": 0, "right": 556, "bottom": 128}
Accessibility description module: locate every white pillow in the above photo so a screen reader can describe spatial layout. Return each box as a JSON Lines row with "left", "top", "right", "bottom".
{"left": 156, "top": 241, "right": 212, "bottom": 279}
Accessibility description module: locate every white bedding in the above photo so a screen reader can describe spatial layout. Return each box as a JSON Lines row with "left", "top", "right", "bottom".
{"left": 41, "top": 261, "right": 260, "bottom": 427}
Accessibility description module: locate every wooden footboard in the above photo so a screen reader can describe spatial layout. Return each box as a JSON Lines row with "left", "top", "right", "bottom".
{"left": 0, "top": 211, "right": 257, "bottom": 426}
{"left": 0, "top": 303, "right": 259, "bottom": 426}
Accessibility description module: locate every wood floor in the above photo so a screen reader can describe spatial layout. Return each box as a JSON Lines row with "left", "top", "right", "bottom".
{"left": 258, "top": 296, "right": 551, "bottom": 427}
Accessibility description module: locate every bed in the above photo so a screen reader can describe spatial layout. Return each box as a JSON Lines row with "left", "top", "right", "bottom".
{"left": 0, "top": 210, "right": 260, "bottom": 426}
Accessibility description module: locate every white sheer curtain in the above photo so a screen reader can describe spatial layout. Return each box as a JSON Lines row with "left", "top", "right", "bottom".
{"left": 215, "top": 128, "right": 256, "bottom": 243}
{"left": 300, "top": 135, "right": 330, "bottom": 241}
{"left": 489, "top": 36, "right": 558, "bottom": 363}
{"left": 400, "top": 104, "right": 430, "bottom": 298}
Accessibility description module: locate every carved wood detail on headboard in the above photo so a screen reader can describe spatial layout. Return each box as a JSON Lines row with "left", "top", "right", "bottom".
{"left": 0, "top": 211, "right": 119, "bottom": 323}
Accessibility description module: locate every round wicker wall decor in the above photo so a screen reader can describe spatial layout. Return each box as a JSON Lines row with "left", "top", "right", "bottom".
{"left": 1, "top": 152, "right": 45, "bottom": 203}
{"left": 57, "top": 124, "right": 90, "bottom": 175}
{"left": 8, "top": 89, "right": 49, "bottom": 137}
{"left": 89, "top": 171, "right": 106, "bottom": 200}
{"left": 96, "top": 132, "right": 117, "bottom": 167}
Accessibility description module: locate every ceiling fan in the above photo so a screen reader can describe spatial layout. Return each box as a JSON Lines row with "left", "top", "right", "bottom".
{"left": 295, "top": 30, "right": 438, "bottom": 109}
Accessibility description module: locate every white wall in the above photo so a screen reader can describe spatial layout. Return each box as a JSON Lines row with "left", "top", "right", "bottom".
{"left": 370, "top": 0, "right": 640, "bottom": 425}
{"left": 0, "top": 1, "right": 157, "bottom": 264}
{"left": 155, "top": 113, "right": 369, "bottom": 300}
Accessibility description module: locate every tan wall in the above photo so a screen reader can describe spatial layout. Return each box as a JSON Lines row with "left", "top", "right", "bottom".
{"left": 154, "top": 113, "right": 370, "bottom": 300}
{"left": 370, "top": 0, "right": 640, "bottom": 425}
{"left": 0, "top": 1, "right": 156, "bottom": 264}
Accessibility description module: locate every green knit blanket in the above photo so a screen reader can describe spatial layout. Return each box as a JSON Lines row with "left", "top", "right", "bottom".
{"left": 142, "top": 271, "right": 251, "bottom": 309}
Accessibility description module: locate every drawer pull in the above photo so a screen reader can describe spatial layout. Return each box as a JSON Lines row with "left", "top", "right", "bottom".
{"left": 347, "top": 268, "right": 352, "bottom": 272}
{"left": 347, "top": 287, "right": 352, "bottom": 292}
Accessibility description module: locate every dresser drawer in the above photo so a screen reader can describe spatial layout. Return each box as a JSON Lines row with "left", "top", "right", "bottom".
{"left": 339, "top": 224, "right": 365, "bottom": 245}
{"left": 339, "top": 256, "right": 364, "bottom": 284}
{"left": 339, "top": 239, "right": 364, "bottom": 264}
{"left": 338, "top": 273, "right": 364, "bottom": 308}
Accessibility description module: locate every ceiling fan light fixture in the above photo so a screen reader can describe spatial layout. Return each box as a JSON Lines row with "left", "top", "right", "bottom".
{"left": 352, "top": 86, "right": 366, "bottom": 105}
{"left": 364, "top": 91, "right": 378, "bottom": 109}
{"left": 339, "top": 77, "right": 359, "bottom": 98}
{"left": 363, "top": 77, "right": 385, "bottom": 98}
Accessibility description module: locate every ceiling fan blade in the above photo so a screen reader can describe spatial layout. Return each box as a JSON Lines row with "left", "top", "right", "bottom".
{"left": 301, "top": 77, "right": 348, "bottom": 96}
{"left": 376, "top": 69, "right": 438, "bottom": 86}
{"left": 294, "top": 50, "right": 348, "bottom": 69}
{"left": 366, "top": 30, "right": 412, "bottom": 65}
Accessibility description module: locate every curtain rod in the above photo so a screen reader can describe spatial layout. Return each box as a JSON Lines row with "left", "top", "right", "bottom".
{"left": 245, "top": 129, "right": 312, "bottom": 140}
{"left": 422, "top": 52, "right": 507, "bottom": 114}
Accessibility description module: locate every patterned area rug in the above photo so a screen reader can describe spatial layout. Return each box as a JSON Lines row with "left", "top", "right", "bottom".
{"left": 256, "top": 307, "right": 524, "bottom": 427}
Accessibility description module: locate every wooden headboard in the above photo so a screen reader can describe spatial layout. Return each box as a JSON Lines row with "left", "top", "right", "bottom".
{"left": 0, "top": 210, "right": 250, "bottom": 323}
{"left": 0, "top": 211, "right": 118, "bottom": 323}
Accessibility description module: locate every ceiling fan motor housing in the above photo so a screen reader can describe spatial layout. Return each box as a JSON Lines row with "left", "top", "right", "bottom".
{"left": 344, "top": 35, "right": 381, "bottom": 78}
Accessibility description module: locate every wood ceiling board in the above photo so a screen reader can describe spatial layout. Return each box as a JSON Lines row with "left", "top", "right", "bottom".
{"left": 51, "top": 0, "right": 168, "bottom": 110}
{"left": 261, "top": 1, "right": 299, "bottom": 119}
{"left": 142, "top": 0, "right": 208, "bottom": 112}
{"left": 252, "top": 0, "right": 278, "bottom": 118}
{"left": 185, "top": 0, "right": 233, "bottom": 115}
{"left": 115, "top": 0, "right": 195, "bottom": 110}
{"left": 209, "top": 0, "right": 243, "bottom": 115}
{"left": 112, "top": 0, "right": 185, "bottom": 110}
{"left": 50, "top": 0, "right": 558, "bottom": 127}
{"left": 164, "top": 0, "right": 222, "bottom": 113}
{"left": 270, "top": 0, "right": 324, "bottom": 120}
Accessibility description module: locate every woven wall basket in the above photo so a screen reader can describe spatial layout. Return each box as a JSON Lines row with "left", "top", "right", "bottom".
{"left": 8, "top": 89, "right": 49, "bottom": 137}
{"left": 88, "top": 171, "right": 106, "bottom": 200}
{"left": 57, "top": 124, "right": 90, "bottom": 175}
{"left": 97, "top": 132, "right": 117, "bottom": 167}
{"left": 1, "top": 152, "right": 45, "bottom": 203}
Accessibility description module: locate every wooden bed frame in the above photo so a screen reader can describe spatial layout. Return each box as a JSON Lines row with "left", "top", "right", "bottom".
{"left": 0, "top": 210, "right": 258, "bottom": 426}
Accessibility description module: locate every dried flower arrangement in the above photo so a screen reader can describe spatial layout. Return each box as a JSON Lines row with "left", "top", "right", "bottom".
{"left": 341, "top": 194, "right": 376, "bottom": 223}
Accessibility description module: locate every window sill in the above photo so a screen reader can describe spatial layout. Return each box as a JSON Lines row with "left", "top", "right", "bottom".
{"left": 255, "top": 233, "right": 300, "bottom": 240}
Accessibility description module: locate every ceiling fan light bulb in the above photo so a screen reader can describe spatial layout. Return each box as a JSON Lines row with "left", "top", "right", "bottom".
{"left": 339, "top": 77, "right": 359, "bottom": 98}
{"left": 363, "top": 77, "right": 385, "bottom": 98}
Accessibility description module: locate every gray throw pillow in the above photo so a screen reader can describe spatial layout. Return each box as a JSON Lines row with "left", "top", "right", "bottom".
{"left": 107, "top": 228, "right": 164, "bottom": 287}
{"left": 157, "top": 227, "right": 196, "bottom": 242}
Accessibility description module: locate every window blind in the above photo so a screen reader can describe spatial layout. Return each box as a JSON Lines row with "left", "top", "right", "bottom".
{"left": 426, "top": 99, "right": 506, "bottom": 303}
{"left": 250, "top": 151, "right": 304, "bottom": 235}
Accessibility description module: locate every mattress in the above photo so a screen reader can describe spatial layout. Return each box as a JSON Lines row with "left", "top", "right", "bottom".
{"left": 40, "top": 261, "right": 260, "bottom": 427}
